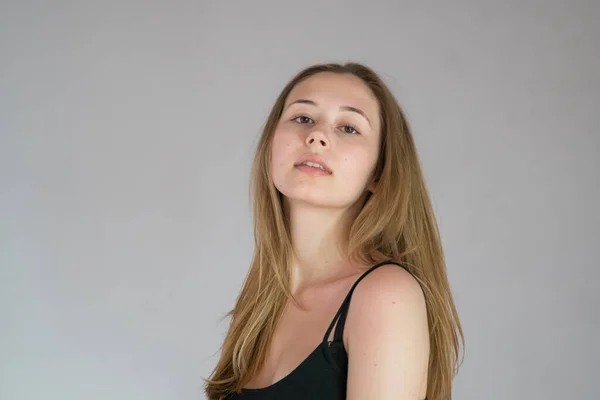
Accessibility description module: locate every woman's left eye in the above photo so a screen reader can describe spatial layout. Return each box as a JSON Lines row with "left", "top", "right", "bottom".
{"left": 340, "top": 124, "right": 360, "bottom": 135}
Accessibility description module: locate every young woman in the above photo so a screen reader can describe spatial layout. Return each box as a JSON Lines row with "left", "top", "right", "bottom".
{"left": 203, "top": 62, "right": 464, "bottom": 399}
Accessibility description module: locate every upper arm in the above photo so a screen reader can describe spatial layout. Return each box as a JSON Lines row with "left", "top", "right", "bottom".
{"left": 345, "top": 264, "right": 429, "bottom": 400}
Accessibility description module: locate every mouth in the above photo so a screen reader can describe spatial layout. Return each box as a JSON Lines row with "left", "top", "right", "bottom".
{"left": 294, "top": 162, "right": 332, "bottom": 176}
{"left": 293, "top": 154, "right": 333, "bottom": 174}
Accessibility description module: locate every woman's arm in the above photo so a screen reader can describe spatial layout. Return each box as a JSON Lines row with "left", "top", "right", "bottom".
{"left": 345, "top": 264, "right": 430, "bottom": 400}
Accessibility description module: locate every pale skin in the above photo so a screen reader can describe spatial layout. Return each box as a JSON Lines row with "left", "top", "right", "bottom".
{"left": 246, "top": 72, "right": 429, "bottom": 399}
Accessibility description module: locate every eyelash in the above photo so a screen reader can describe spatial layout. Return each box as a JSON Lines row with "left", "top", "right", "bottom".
{"left": 291, "top": 115, "right": 361, "bottom": 135}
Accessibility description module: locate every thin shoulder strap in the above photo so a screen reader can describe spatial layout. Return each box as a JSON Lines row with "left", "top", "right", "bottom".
{"left": 323, "top": 260, "right": 407, "bottom": 343}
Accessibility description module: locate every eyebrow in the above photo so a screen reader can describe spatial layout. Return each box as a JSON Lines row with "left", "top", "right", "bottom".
{"left": 284, "top": 99, "right": 372, "bottom": 128}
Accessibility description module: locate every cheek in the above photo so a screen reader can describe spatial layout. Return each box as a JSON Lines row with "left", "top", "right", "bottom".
{"left": 270, "top": 132, "right": 294, "bottom": 173}
{"left": 336, "top": 150, "right": 379, "bottom": 193}
{"left": 341, "top": 149, "right": 376, "bottom": 178}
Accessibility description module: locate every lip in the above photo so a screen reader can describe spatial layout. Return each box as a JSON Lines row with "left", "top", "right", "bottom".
{"left": 293, "top": 153, "right": 332, "bottom": 174}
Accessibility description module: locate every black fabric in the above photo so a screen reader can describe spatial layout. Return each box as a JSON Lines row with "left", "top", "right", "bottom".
{"left": 225, "top": 261, "right": 427, "bottom": 400}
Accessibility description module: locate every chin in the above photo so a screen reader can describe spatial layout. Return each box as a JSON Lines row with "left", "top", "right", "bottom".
{"left": 273, "top": 173, "right": 364, "bottom": 209}
{"left": 278, "top": 188, "right": 356, "bottom": 210}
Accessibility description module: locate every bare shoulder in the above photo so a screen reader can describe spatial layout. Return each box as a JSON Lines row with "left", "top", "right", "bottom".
{"left": 346, "top": 264, "right": 427, "bottom": 339}
{"left": 344, "top": 263, "right": 429, "bottom": 399}
{"left": 350, "top": 263, "right": 426, "bottom": 315}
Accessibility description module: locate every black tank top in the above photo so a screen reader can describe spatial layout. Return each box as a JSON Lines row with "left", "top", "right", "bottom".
{"left": 225, "top": 261, "right": 428, "bottom": 400}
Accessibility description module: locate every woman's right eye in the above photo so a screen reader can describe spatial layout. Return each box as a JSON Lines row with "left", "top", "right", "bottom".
{"left": 293, "top": 115, "right": 313, "bottom": 124}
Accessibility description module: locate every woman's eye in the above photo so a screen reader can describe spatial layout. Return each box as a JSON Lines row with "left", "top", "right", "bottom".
{"left": 292, "top": 115, "right": 360, "bottom": 135}
{"left": 293, "top": 115, "right": 313, "bottom": 124}
{"left": 340, "top": 124, "right": 360, "bottom": 135}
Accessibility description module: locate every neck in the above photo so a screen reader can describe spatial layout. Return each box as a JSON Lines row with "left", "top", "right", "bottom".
{"left": 284, "top": 198, "right": 363, "bottom": 292}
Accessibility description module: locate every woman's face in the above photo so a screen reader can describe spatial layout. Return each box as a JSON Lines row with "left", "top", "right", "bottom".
{"left": 270, "top": 72, "right": 382, "bottom": 210}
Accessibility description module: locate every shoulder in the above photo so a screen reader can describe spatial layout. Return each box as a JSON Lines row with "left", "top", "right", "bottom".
{"left": 345, "top": 263, "right": 428, "bottom": 344}
{"left": 344, "top": 263, "right": 429, "bottom": 398}
{"left": 349, "top": 263, "right": 426, "bottom": 318}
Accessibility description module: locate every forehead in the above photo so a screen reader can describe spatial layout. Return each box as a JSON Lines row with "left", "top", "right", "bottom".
{"left": 285, "top": 72, "right": 379, "bottom": 121}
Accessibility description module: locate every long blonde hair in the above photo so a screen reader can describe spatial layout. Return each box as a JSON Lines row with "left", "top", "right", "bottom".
{"left": 203, "top": 62, "right": 464, "bottom": 400}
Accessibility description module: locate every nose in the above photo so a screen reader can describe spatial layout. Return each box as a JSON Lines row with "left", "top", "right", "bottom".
{"left": 305, "top": 127, "right": 329, "bottom": 148}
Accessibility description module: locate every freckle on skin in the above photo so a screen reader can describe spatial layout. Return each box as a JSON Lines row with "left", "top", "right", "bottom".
{"left": 392, "top": 301, "right": 396, "bottom": 304}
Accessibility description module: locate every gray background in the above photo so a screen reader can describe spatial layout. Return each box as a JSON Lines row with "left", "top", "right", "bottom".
{"left": 2, "top": 1, "right": 599, "bottom": 399}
